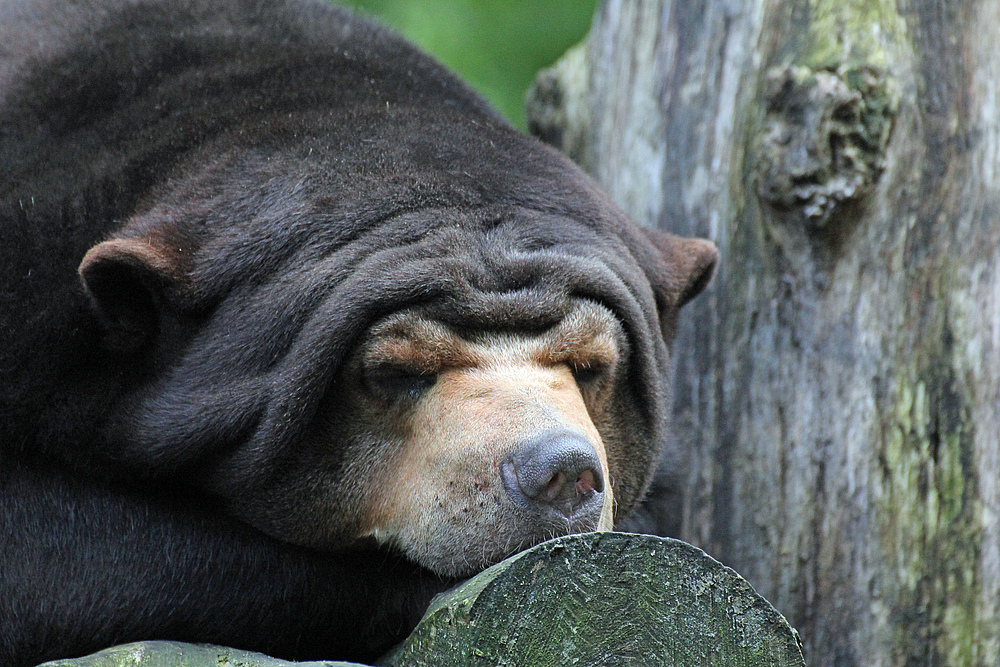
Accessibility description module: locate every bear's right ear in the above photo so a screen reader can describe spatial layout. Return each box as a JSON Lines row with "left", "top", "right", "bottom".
{"left": 637, "top": 227, "right": 719, "bottom": 310}
{"left": 631, "top": 227, "right": 718, "bottom": 340}
{"left": 79, "top": 238, "right": 186, "bottom": 350}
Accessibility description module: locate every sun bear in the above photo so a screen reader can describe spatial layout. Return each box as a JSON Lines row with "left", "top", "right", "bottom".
{"left": 0, "top": 0, "right": 718, "bottom": 664}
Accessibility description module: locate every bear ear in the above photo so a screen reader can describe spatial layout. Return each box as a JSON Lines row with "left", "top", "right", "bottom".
{"left": 79, "top": 238, "right": 185, "bottom": 350}
{"left": 639, "top": 227, "right": 719, "bottom": 310}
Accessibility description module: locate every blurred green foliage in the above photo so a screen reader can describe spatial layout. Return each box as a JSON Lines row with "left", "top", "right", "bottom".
{"left": 333, "top": 0, "right": 597, "bottom": 129}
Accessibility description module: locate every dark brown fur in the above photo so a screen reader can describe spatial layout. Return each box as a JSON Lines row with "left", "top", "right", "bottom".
{"left": 0, "top": 0, "right": 717, "bottom": 664}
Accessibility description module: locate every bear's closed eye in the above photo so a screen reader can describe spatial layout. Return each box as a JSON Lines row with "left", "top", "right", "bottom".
{"left": 366, "top": 364, "right": 438, "bottom": 402}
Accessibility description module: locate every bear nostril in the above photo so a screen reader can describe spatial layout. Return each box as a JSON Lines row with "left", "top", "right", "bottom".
{"left": 575, "top": 469, "right": 598, "bottom": 496}
{"left": 501, "top": 430, "right": 605, "bottom": 518}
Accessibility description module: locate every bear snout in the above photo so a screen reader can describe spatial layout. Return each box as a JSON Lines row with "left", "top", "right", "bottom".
{"left": 335, "top": 303, "right": 624, "bottom": 575}
{"left": 500, "top": 429, "right": 605, "bottom": 524}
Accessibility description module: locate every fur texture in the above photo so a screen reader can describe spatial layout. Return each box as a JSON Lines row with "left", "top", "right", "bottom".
{"left": 0, "top": 0, "right": 717, "bottom": 664}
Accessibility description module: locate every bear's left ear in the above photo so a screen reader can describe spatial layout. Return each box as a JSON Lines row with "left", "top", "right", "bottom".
{"left": 638, "top": 227, "right": 719, "bottom": 311}
{"left": 78, "top": 238, "right": 187, "bottom": 350}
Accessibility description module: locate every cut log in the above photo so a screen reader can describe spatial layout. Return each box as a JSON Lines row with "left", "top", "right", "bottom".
{"left": 37, "top": 641, "right": 364, "bottom": 667}
{"left": 381, "top": 532, "right": 804, "bottom": 667}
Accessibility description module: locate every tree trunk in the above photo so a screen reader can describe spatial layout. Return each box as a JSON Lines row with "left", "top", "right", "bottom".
{"left": 528, "top": 1, "right": 1000, "bottom": 666}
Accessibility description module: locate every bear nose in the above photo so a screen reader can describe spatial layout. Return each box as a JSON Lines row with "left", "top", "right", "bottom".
{"left": 500, "top": 430, "right": 605, "bottom": 518}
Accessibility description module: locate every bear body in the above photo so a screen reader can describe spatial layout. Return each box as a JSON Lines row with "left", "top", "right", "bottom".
{"left": 0, "top": 0, "right": 717, "bottom": 664}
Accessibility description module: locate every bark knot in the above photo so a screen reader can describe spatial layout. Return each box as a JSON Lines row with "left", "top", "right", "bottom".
{"left": 755, "top": 65, "right": 896, "bottom": 228}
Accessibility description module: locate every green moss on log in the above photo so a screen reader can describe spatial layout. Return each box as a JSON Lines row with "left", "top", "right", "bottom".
{"left": 38, "top": 641, "right": 364, "bottom": 667}
{"left": 380, "top": 532, "right": 804, "bottom": 667}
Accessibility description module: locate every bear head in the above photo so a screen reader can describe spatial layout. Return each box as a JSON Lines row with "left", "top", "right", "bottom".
{"left": 76, "top": 106, "right": 716, "bottom": 576}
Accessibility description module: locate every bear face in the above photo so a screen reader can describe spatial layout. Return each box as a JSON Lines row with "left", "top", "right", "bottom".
{"left": 263, "top": 300, "right": 624, "bottom": 576}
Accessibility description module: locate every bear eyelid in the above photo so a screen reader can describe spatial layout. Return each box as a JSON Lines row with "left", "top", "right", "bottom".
{"left": 364, "top": 362, "right": 437, "bottom": 402}
{"left": 569, "top": 361, "right": 608, "bottom": 386}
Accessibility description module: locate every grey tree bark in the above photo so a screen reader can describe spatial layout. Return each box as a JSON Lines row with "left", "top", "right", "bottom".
{"left": 528, "top": 1, "right": 1000, "bottom": 666}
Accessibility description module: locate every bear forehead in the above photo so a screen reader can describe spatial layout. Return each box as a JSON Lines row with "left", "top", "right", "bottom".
{"left": 361, "top": 301, "right": 624, "bottom": 373}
